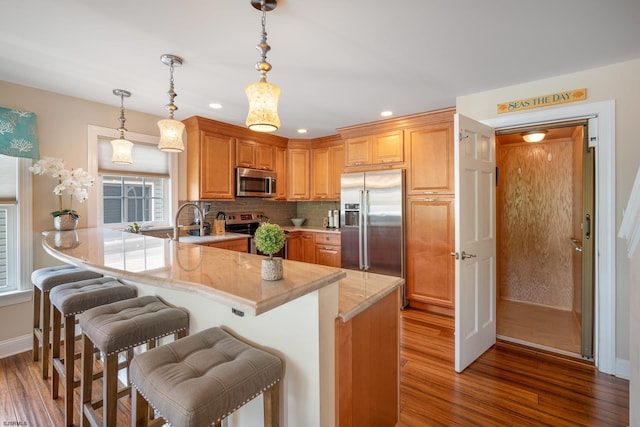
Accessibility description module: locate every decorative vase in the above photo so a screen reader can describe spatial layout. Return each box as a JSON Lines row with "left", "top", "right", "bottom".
{"left": 261, "top": 258, "right": 283, "bottom": 281}
{"left": 54, "top": 214, "right": 79, "bottom": 231}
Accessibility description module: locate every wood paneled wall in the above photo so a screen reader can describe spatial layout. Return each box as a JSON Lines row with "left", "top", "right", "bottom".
{"left": 497, "top": 138, "right": 577, "bottom": 309}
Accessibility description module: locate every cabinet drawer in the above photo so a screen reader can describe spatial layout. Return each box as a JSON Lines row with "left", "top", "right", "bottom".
{"left": 208, "top": 238, "right": 248, "bottom": 252}
{"left": 315, "top": 233, "right": 341, "bottom": 246}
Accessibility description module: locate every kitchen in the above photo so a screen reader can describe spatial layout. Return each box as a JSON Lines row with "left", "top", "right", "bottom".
{"left": 1, "top": 1, "right": 639, "bottom": 425}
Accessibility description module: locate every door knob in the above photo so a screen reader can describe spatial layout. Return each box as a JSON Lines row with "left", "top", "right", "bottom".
{"left": 461, "top": 251, "right": 476, "bottom": 260}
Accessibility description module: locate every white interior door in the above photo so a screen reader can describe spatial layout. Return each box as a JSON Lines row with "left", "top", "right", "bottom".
{"left": 454, "top": 114, "right": 497, "bottom": 372}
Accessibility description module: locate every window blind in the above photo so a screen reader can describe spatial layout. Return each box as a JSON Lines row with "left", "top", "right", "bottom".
{"left": 97, "top": 137, "right": 169, "bottom": 178}
{"left": 0, "top": 154, "right": 17, "bottom": 203}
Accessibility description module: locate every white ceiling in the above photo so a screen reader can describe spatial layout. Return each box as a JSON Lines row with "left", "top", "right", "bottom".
{"left": 2, "top": 1, "right": 640, "bottom": 139}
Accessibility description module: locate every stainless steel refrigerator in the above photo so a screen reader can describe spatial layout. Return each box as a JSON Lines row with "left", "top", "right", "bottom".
{"left": 340, "top": 169, "right": 405, "bottom": 280}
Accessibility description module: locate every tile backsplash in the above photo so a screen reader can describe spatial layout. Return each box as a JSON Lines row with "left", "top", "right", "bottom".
{"left": 176, "top": 199, "right": 340, "bottom": 228}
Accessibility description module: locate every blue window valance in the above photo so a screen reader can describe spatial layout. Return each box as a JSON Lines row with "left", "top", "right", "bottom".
{"left": 0, "top": 106, "right": 40, "bottom": 159}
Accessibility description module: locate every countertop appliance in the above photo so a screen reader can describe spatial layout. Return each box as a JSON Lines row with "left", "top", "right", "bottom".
{"left": 236, "top": 167, "right": 277, "bottom": 198}
{"left": 224, "top": 211, "right": 287, "bottom": 258}
{"left": 340, "top": 170, "right": 405, "bottom": 297}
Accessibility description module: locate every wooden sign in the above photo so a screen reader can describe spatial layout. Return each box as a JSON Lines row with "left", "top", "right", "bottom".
{"left": 497, "top": 89, "right": 587, "bottom": 114}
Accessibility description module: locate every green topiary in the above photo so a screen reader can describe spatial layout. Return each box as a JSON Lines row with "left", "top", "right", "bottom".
{"left": 253, "top": 223, "right": 286, "bottom": 259}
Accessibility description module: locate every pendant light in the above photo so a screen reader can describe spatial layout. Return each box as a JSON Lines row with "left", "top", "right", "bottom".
{"left": 111, "top": 89, "right": 133, "bottom": 164}
{"left": 245, "top": 0, "right": 281, "bottom": 132}
{"left": 158, "top": 54, "right": 185, "bottom": 152}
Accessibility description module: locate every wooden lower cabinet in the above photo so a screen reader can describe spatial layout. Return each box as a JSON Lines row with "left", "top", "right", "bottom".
{"left": 335, "top": 288, "right": 399, "bottom": 426}
{"left": 406, "top": 196, "right": 455, "bottom": 312}
{"left": 286, "top": 231, "right": 315, "bottom": 263}
{"left": 315, "top": 233, "right": 341, "bottom": 267}
{"left": 207, "top": 238, "right": 248, "bottom": 252}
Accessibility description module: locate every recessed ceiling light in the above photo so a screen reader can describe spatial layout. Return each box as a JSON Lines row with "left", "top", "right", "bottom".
{"left": 380, "top": 110, "right": 393, "bottom": 117}
{"left": 209, "top": 103, "right": 222, "bottom": 109}
{"left": 297, "top": 129, "right": 308, "bottom": 134}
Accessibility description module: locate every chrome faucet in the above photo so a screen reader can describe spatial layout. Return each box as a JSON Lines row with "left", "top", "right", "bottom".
{"left": 172, "top": 202, "right": 204, "bottom": 241}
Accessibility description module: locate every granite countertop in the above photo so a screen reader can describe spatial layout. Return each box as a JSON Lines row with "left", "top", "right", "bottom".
{"left": 281, "top": 225, "right": 341, "bottom": 234}
{"left": 42, "top": 228, "right": 345, "bottom": 316}
{"left": 338, "top": 269, "right": 404, "bottom": 322}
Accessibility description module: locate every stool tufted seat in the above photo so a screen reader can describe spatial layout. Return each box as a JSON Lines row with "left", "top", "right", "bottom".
{"left": 79, "top": 295, "right": 189, "bottom": 426}
{"left": 32, "top": 264, "right": 102, "bottom": 379}
{"left": 130, "top": 326, "right": 283, "bottom": 427}
{"left": 50, "top": 277, "right": 137, "bottom": 427}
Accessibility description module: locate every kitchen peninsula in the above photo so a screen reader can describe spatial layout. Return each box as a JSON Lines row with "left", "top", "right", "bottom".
{"left": 42, "top": 228, "right": 402, "bottom": 427}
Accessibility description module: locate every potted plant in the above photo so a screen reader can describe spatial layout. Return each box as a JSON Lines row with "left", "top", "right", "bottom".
{"left": 30, "top": 157, "right": 94, "bottom": 230}
{"left": 253, "top": 223, "right": 286, "bottom": 280}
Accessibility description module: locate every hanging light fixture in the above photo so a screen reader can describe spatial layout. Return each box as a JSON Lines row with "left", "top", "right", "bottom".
{"left": 158, "top": 54, "right": 185, "bottom": 152}
{"left": 111, "top": 89, "right": 133, "bottom": 164}
{"left": 245, "top": 0, "right": 281, "bottom": 132}
{"left": 522, "top": 130, "right": 547, "bottom": 143}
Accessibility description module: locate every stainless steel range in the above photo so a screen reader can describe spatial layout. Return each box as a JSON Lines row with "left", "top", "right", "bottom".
{"left": 224, "top": 211, "right": 287, "bottom": 258}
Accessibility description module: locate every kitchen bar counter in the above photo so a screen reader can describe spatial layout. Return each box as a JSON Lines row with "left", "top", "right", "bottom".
{"left": 281, "top": 225, "right": 341, "bottom": 234}
{"left": 42, "top": 228, "right": 345, "bottom": 316}
{"left": 338, "top": 269, "right": 404, "bottom": 321}
{"left": 177, "top": 232, "right": 248, "bottom": 245}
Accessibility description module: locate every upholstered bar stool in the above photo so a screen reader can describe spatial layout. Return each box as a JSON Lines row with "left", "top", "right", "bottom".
{"left": 32, "top": 265, "right": 103, "bottom": 379}
{"left": 79, "top": 295, "right": 189, "bottom": 427}
{"left": 49, "top": 277, "right": 138, "bottom": 427}
{"left": 130, "top": 327, "right": 283, "bottom": 427}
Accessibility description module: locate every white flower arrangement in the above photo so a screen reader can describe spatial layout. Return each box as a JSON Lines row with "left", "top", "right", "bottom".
{"left": 30, "top": 157, "right": 94, "bottom": 219}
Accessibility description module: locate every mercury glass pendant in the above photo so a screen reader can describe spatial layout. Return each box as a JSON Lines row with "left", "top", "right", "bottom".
{"left": 158, "top": 54, "right": 185, "bottom": 152}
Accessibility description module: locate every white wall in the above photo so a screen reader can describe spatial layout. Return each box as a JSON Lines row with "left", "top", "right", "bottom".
{"left": 0, "top": 80, "right": 166, "bottom": 345}
{"left": 456, "top": 58, "right": 640, "bottom": 365}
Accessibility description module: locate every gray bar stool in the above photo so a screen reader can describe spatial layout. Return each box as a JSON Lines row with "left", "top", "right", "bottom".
{"left": 130, "top": 327, "right": 283, "bottom": 427}
{"left": 31, "top": 265, "right": 102, "bottom": 379}
{"left": 79, "top": 295, "right": 189, "bottom": 427}
{"left": 50, "top": 277, "right": 138, "bottom": 427}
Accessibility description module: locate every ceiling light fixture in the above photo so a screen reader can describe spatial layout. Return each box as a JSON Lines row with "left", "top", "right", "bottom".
{"left": 245, "top": 0, "right": 281, "bottom": 133}
{"left": 158, "top": 54, "right": 185, "bottom": 152}
{"left": 522, "top": 130, "right": 547, "bottom": 143}
{"left": 381, "top": 111, "right": 393, "bottom": 117}
{"left": 111, "top": 89, "right": 133, "bottom": 164}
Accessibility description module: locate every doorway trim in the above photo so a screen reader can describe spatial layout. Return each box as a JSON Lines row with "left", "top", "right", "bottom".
{"left": 483, "top": 100, "right": 616, "bottom": 375}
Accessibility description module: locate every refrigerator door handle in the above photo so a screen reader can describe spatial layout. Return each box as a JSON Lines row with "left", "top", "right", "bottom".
{"left": 358, "top": 190, "right": 365, "bottom": 270}
{"left": 362, "top": 189, "right": 370, "bottom": 270}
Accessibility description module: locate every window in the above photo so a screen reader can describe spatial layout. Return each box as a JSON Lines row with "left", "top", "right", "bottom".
{"left": 87, "top": 126, "right": 178, "bottom": 229}
{"left": 0, "top": 154, "right": 32, "bottom": 305}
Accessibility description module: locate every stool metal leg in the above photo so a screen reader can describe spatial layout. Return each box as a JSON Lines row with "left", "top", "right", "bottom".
{"left": 32, "top": 286, "right": 42, "bottom": 362}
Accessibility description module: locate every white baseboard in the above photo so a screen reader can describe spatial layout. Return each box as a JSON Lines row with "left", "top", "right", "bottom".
{"left": 0, "top": 334, "right": 31, "bottom": 359}
{"left": 616, "top": 357, "right": 631, "bottom": 380}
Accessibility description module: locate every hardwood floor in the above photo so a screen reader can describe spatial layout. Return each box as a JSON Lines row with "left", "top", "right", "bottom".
{"left": 399, "top": 309, "right": 629, "bottom": 426}
{"left": 0, "top": 309, "right": 629, "bottom": 426}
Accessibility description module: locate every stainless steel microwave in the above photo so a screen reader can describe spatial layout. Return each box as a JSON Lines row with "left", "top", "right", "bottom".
{"left": 236, "top": 167, "right": 277, "bottom": 197}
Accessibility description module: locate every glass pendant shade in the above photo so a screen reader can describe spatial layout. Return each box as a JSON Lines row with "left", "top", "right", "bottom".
{"left": 157, "top": 118, "right": 185, "bottom": 152}
{"left": 245, "top": 80, "right": 281, "bottom": 132}
{"left": 110, "top": 138, "right": 133, "bottom": 164}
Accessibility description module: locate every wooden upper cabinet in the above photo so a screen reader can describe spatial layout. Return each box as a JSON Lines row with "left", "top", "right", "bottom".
{"left": 311, "top": 147, "right": 331, "bottom": 199}
{"left": 287, "top": 148, "right": 310, "bottom": 200}
{"left": 345, "top": 130, "right": 403, "bottom": 167}
{"left": 274, "top": 146, "right": 287, "bottom": 200}
{"left": 405, "top": 121, "right": 454, "bottom": 195}
{"left": 331, "top": 145, "right": 345, "bottom": 198}
{"left": 236, "top": 139, "right": 274, "bottom": 170}
{"left": 186, "top": 130, "right": 236, "bottom": 200}
{"left": 372, "top": 130, "right": 403, "bottom": 164}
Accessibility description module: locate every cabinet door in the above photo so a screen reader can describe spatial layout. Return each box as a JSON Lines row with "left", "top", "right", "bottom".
{"left": 301, "top": 232, "right": 316, "bottom": 263}
{"left": 372, "top": 130, "right": 403, "bottom": 164}
{"left": 331, "top": 145, "right": 345, "bottom": 199}
{"left": 311, "top": 147, "right": 331, "bottom": 200}
{"left": 406, "top": 197, "right": 455, "bottom": 308}
{"left": 286, "top": 232, "right": 302, "bottom": 261}
{"left": 405, "top": 122, "right": 454, "bottom": 195}
{"left": 196, "top": 133, "right": 235, "bottom": 200}
{"left": 315, "top": 244, "right": 341, "bottom": 267}
{"left": 255, "top": 143, "right": 275, "bottom": 170}
{"left": 236, "top": 139, "right": 256, "bottom": 168}
{"left": 345, "top": 136, "right": 371, "bottom": 167}
{"left": 274, "top": 146, "right": 287, "bottom": 200}
{"left": 287, "top": 148, "right": 310, "bottom": 200}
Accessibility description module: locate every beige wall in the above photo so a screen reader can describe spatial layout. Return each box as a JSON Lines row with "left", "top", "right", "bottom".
{"left": 0, "top": 80, "right": 166, "bottom": 342}
{"left": 457, "top": 58, "right": 640, "bottom": 363}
